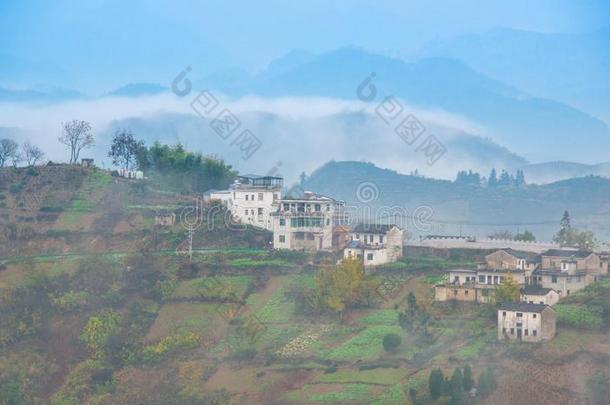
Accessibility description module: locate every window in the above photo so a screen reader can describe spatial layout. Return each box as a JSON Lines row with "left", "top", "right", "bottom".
{"left": 510, "top": 328, "right": 514, "bottom": 335}
{"left": 533, "top": 314, "right": 537, "bottom": 318}
{"left": 290, "top": 217, "right": 322, "bottom": 227}
{"left": 355, "top": 234, "right": 360, "bottom": 239}
{"left": 326, "top": 219, "right": 330, "bottom": 225}
{"left": 551, "top": 275, "right": 558, "bottom": 283}
{"left": 464, "top": 290, "right": 469, "bottom": 295}
{"left": 245, "top": 195, "right": 249, "bottom": 201}
{"left": 279, "top": 235, "right": 285, "bottom": 243}
{"left": 244, "top": 209, "right": 248, "bottom": 215}
{"left": 258, "top": 208, "right": 263, "bottom": 215}
{"left": 454, "top": 276, "right": 459, "bottom": 282}
{"left": 482, "top": 289, "right": 489, "bottom": 297}
{"left": 279, "top": 219, "right": 285, "bottom": 226}
{"left": 314, "top": 204, "right": 321, "bottom": 212}
{"left": 273, "top": 193, "right": 278, "bottom": 201}
{"left": 367, "top": 253, "right": 374, "bottom": 260}
{"left": 525, "top": 329, "right": 529, "bottom": 336}
{"left": 479, "top": 275, "right": 485, "bottom": 283}
{"left": 567, "top": 290, "right": 570, "bottom": 295}
{"left": 283, "top": 203, "right": 289, "bottom": 211}
{"left": 295, "top": 232, "right": 305, "bottom": 240}
{"left": 453, "top": 290, "right": 458, "bottom": 296}
{"left": 516, "top": 313, "right": 523, "bottom": 317}
{"left": 502, "top": 311, "right": 506, "bottom": 317}
{"left": 251, "top": 194, "right": 255, "bottom": 200}
{"left": 307, "top": 233, "right": 315, "bottom": 240}
{"left": 379, "top": 235, "right": 384, "bottom": 243}
{"left": 532, "top": 330, "right": 537, "bottom": 336}
{"left": 258, "top": 193, "right": 263, "bottom": 201}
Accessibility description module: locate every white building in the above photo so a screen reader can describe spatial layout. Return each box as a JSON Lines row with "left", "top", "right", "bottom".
{"left": 520, "top": 286, "right": 560, "bottom": 306}
{"left": 204, "top": 175, "right": 283, "bottom": 231}
{"left": 271, "top": 192, "right": 346, "bottom": 251}
{"left": 498, "top": 303, "right": 556, "bottom": 342}
{"left": 343, "top": 224, "right": 404, "bottom": 266}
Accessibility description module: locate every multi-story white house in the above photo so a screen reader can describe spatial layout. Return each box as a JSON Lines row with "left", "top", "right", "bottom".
{"left": 343, "top": 224, "right": 404, "bottom": 266}
{"left": 498, "top": 302, "right": 556, "bottom": 342}
{"left": 271, "top": 191, "right": 346, "bottom": 251}
{"left": 204, "top": 175, "right": 283, "bottom": 231}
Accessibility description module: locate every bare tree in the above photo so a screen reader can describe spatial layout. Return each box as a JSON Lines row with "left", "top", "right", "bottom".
{"left": 59, "top": 120, "right": 94, "bottom": 164}
{"left": 0, "top": 138, "right": 19, "bottom": 168}
{"left": 22, "top": 141, "right": 45, "bottom": 166}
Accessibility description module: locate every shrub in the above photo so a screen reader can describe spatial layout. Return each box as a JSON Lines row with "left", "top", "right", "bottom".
{"left": 555, "top": 304, "right": 604, "bottom": 329}
{"left": 141, "top": 332, "right": 200, "bottom": 363}
{"left": 382, "top": 333, "right": 402, "bottom": 352}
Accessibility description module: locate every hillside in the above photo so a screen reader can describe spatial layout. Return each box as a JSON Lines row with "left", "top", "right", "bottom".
{"left": 301, "top": 161, "right": 610, "bottom": 241}
{"left": 1, "top": 165, "right": 609, "bottom": 404}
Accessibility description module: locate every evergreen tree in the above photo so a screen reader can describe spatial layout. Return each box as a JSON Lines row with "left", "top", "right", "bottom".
{"left": 498, "top": 169, "right": 511, "bottom": 186}
{"left": 429, "top": 369, "right": 445, "bottom": 399}
{"left": 463, "top": 365, "right": 473, "bottom": 391}
{"left": 478, "top": 367, "right": 497, "bottom": 398}
{"left": 487, "top": 168, "right": 498, "bottom": 188}
{"left": 514, "top": 169, "right": 525, "bottom": 186}
{"left": 450, "top": 368, "right": 464, "bottom": 400}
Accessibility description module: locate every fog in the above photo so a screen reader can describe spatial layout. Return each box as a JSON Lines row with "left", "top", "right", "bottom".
{"left": 0, "top": 92, "right": 520, "bottom": 183}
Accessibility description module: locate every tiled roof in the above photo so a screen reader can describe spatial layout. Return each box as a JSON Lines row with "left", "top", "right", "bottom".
{"left": 521, "top": 286, "right": 554, "bottom": 296}
{"left": 499, "top": 302, "right": 551, "bottom": 313}
{"left": 500, "top": 248, "right": 542, "bottom": 263}
{"left": 541, "top": 249, "right": 593, "bottom": 258}
{"left": 353, "top": 223, "right": 400, "bottom": 233}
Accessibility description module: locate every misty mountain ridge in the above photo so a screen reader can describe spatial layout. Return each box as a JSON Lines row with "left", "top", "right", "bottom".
{"left": 301, "top": 160, "right": 610, "bottom": 240}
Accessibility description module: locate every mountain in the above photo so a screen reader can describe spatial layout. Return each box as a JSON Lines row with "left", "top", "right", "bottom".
{"left": 301, "top": 160, "right": 610, "bottom": 240}
{"left": 197, "top": 47, "right": 610, "bottom": 162}
{"left": 522, "top": 161, "right": 610, "bottom": 184}
{"left": 418, "top": 27, "right": 610, "bottom": 121}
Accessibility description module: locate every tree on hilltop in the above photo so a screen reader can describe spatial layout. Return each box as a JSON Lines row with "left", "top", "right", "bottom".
{"left": 59, "top": 120, "right": 94, "bottom": 164}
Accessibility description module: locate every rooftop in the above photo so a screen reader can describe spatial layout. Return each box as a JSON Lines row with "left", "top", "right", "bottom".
{"left": 353, "top": 223, "right": 400, "bottom": 234}
{"left": 499, "top": 302, "right": 551, "bottom": 313}
{"left": 541, "top": 249, "right": 593, "bottom": 258}
{"left": 281, "top": 191, "right": 338, "bottom": 202}
{"left": 448, "top": 268, "right": 477, "bottom": 274}
{"left": 499, "top": 248, "right": 542, "bottom": 263}
{"left": 521, "top": 286, "right": 554, "bottom": 296}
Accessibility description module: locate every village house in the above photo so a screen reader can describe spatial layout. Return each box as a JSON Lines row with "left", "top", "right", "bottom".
{"left": 484, "top": 248, "right": 541, "bottom": 272}
{"left": 343, "top": 224, "right": 404, "bottom": 266}
{"left": 520, "top": 286, "right": 559, "bottom": 306}
{"left": 204, "top": 175, "right": 283, "bottom": 231}
{"left": 434, "top": 268, "right": 525, "bottom": 304}
{"left": 541, "top": 249, "right": 607, "bottom": 275}
{"left": 498, "top": 303, "right": 556, "bottom": 342}
{"left": 154, "top": 211, "right": 176, "bottom": 227}
{"left": 271, "top": 191, "right": 347, "bottom": 251}
{"left": 531, "top": 267, "right": 592, "bottom": 297}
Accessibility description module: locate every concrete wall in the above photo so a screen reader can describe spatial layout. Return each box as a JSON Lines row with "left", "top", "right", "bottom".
{"left": 409, "top": 238, "right": 559, "bottom": 253}
{"left": 498, "top": 310, "right": 544, "bottom": 342}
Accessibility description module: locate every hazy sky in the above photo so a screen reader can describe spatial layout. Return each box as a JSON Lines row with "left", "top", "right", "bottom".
{"left": 1, "top": 0, "right": 609, "bottom": 91}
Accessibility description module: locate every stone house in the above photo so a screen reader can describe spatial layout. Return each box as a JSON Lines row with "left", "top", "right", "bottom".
{"left": 541, "top": 249, "right": 607, "bottom": 275}
{"left": 498, "top": 303, "right": 556, "bottom": 342}
{"left": 434, "top": 268, "right": 524, "bottom": 304}
{"left": 484, "top": 248, "right": 541, "bottom": 272}
{"left": 81, "top": 158, "right": 94, "bottom": 168}
{"left": 154, "top": 212, "right": 176, "bottom": 227}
